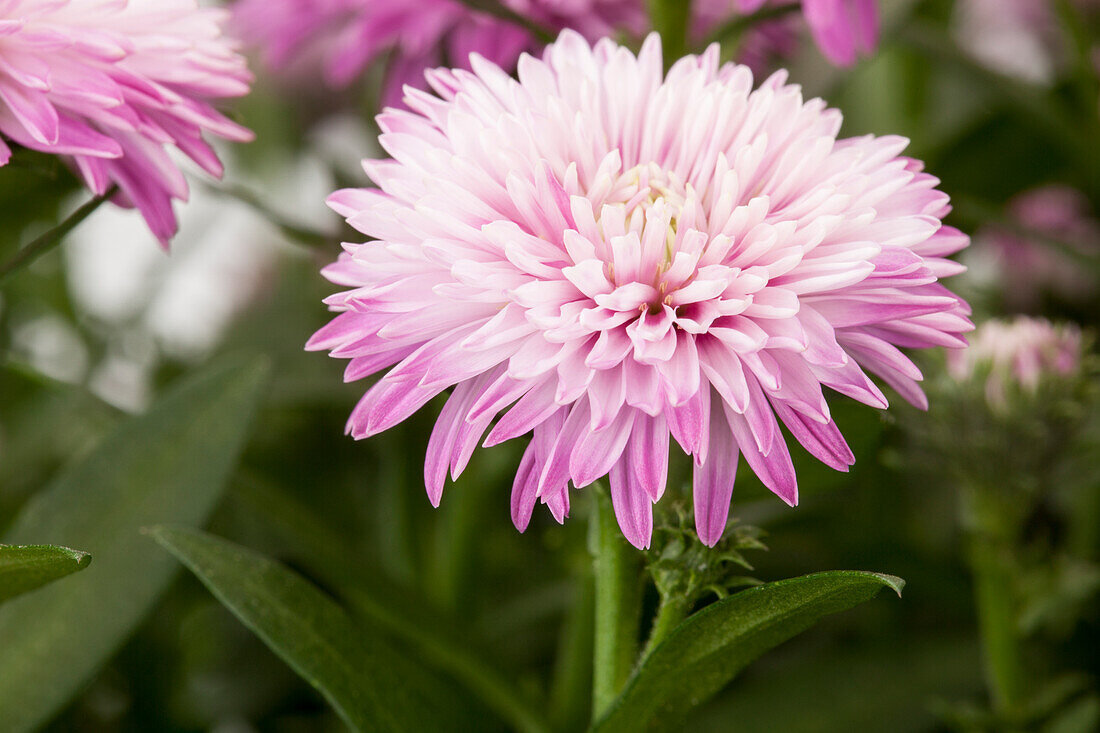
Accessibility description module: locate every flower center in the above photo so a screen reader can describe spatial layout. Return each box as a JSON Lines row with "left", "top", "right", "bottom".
{"left": 588, "top": 162, "right": 710, "bottom": 317}
{"left": 608, "top": 162, "right": 691, "bottom": 247}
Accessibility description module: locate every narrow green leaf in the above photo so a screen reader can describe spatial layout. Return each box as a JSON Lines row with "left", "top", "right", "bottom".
{"left": 150, "top": 526, "right": 487, "bottom": 733}
{"left": 594, "top": 571, "right": 905, "bottom": 732}
{"left": 0, "top": 356, "right": 268, "bottom": 733}
{"left": 230, "top": 474, "right": 551, "bottom": 733}
{"left": 0, "top": 545, "right": 91, "bottom": 604}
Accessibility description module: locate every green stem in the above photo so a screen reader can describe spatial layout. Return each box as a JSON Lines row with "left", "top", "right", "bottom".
{"left": 638, "top": 594, "right": 691, "bottom": 662}
{"left": 453, "top": 0, "right": 556, "bottom": 43}
{"left": 590, "top": 484, "right": 644, "bottom": 722}
{"left": 203, "top": 181, "right": 336, "bottom": 250}
{"left": 702, "top": 3, "right": 800, "bottom": 51}
{"left": 648, "top": 0, "right": 694, "bottom": 63}
{"left": 962, "top": 486, "right": 1026, "bottom": 722}
{"left": 0, "top": 187, "right": 115, "bottom": 286}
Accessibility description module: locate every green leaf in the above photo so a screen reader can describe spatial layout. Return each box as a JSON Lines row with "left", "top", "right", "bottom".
{"left": 150, "top": 525, "right": 487, "bottom": 733}
{"left": 229, "top": 475, "right": 550, "bottom": 733}
{"left": 0, "top": 544, "right": 91, "bottom": 603}
{"left": 594, "top": 571, "right": 905, "bottom": 732}
{"left": 0, "top": 356, "right": 268, "bottom": 733}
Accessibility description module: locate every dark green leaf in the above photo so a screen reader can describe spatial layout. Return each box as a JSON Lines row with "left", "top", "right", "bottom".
{"left": 229, "top": 475, "right": 549, "bottom": 733}
{"left": 594, "top": 571, "right": 905, "bottom": 732}
{"left": 0, "top": 356, "right": 268, "bottom": 733}
{"left": 150, "top": 525, "right": 487, "bottom": 733}
{"left": 0, "top": 544, "right": 91, "bottom": 603}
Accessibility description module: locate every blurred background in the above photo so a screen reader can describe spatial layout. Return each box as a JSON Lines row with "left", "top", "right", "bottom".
{"left": 1, "top": 0, "right": 1098, "bottom": 730}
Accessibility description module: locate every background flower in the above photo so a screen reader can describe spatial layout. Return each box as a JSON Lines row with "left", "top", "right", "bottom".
{"left": 694, "top": 1, "right": 879, "bottom": 67}
{"left": 231, "top": 0, "right": 645, "bottom": 108}
{"left": 0, "top": 0, "right": 254, "bottom": 242}
{"left": 969, "top": 186, "right": 1099, "bottom": 310}
{"left": 310, "top": 31, "right": 970, "bottom": 549}
{"left": 947, "top": 316, "right": 1083, "bottom": 407}
{"left": 955, "top": 0, "right": 1068, "bottom": 83}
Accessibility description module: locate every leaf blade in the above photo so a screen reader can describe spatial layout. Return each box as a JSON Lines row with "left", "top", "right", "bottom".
{"left": 594, "top": 570, "right": 904, "bottom": 732}
{"left": 150, "top": 525, "right": 486, "bottom": 733}
{"left": 0, "top": 356, "right": 268, "bottom": 733}
{"left": 0, "top": 544, "right": 91, "bottom": 604}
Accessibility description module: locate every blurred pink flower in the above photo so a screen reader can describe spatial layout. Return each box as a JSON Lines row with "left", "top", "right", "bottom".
{"left": 231, "top": 0, "right": 645, "bottom": 108}
{"left": 692, "top": 1, "right": 800, "bottom": 75}
{"left": 978, "top": 186, "right": 1098, "bottom": 309}
{"left": 801, "top": 0, "right": 878, "bottom": 65}
{"left": 309, "top": 32, "right": 971, "bottom": 549}
{"left": 952, "top": 0, "right": 1099, "bottom": 82}
{"left": 0, "top": 0, "right": 254, "bottom": 243}
{"left": 695, "top": 1, "right": 878, "bottom": 67}
{"left": 947, "top": 317, "right": 1083, "bottom": 407}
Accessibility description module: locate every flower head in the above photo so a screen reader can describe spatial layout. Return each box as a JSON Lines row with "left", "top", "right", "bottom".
{"left": 695, "top": 1, "right": 878, "bottom": 67}
{"left": 309, "top": 32, "right": 971, "bottom": 549}
{"left": 955, "top": 0, "right": 1066, "bottom": 83}
{"left": 947, "top": 317, "right": 1083, "bottom": 407}
{"left": 0, "top": 0, "right": 254, "bottom": 243}
{"left": 692, "top": 1, "right": 801, "bottom": 75}
{"left": 231, "top": 0, "right": 644, "bottom": 108}
{"left": 800, "top": 0, "right": 878, "bottom": 65}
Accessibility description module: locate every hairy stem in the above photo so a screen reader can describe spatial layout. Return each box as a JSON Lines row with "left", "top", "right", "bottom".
{"left": 648, "top": 0, "right": 695, "bottom": 63}
{"left": 452, "top": 0, "right": 556, "bottom": 43}
{"left": 962, "top": 485, "right": 1026, "bottom": 722}
{"left": 0, "top": 187, "right": 115, "bottom": 286}
{"left": 590, "top": 484, "right": 644, "bottom": 721}
{"left": 639, "top": 593, "right": 691, "bottom": 662}
{"left": 703, "top": 3, "right": 800, "bottom": 51}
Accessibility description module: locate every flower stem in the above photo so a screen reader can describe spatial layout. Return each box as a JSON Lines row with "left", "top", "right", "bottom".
{"left": 589, "top": 484, "right": 643, "bottom": 722}
{"left": 648, "top": 0, "right": 694, "bottom": 63}
{"left": 204, "top": 181, "right": 336, "bottom": 251}
{"left": 452, "top": 0, "right": 556, "bottom": 43}
{"left": 702, "top": 4, "right": 800, "bottom": 51}
{"left": 971, "top": 540, "right": 1024, "bottom": 718}
{"left": 0, "top": 187, "right": 115, "bottom": 286}
{"left": 639, "top": 594, "right": 691, "bottom": 662}
{"left": 962, "top": 485, "right": 1026, "bottom": 721}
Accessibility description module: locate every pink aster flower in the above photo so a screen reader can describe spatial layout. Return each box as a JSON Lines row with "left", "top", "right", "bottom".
{"left": 801, "top": 0, "right": 877, "bottom": 65}
{"left": 954, "top": 0, "right": 1066, "bottom": 83}
{"left": 0, "top": 0, "right": 253, "bottom": 243}
{"left": 692, "top": 1, "right": 801, "bottom": 76}
{"left": 947, "top": 317, "right": 1083, "bottom": 407}
{"left": 231, "top": 0, "right": 644, "bottom": 108}
{"left": 695, "top": 1, "right": 878, "bottom": 67}
{"left": 308, "top": 32, "right": 971, "bottom": 549}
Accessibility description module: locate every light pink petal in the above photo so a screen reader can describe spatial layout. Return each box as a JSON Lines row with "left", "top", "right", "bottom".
{"left": 609, "top": 457, "right": 654, "bottom": 550}
{"left": 693, "top": 401, "right": 740, "bottom": 546}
